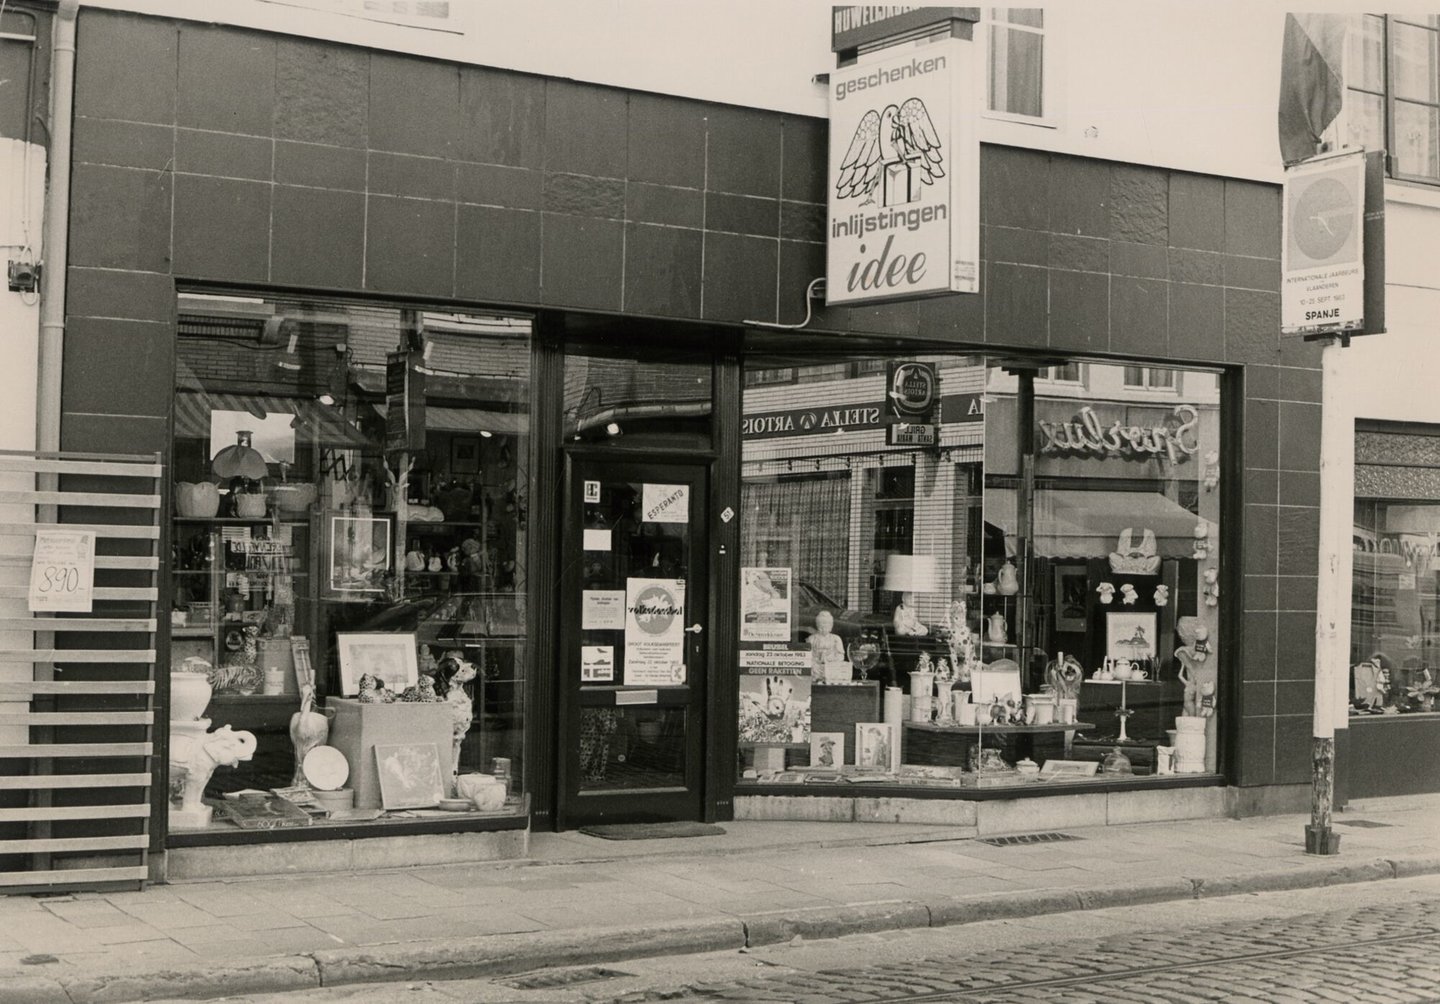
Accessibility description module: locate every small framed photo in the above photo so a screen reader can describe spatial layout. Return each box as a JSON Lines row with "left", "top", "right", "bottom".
{"left": 336, "top": 632, "right": 419, "bottom": 697}
{"left": 1106, "top": 611, "right": 1158, "bottom": 661}
{"left": 373, "top": 743, "right": 445, "bottom": 809}
{"left": 1053, "top": 564, "right": 1088, "bottom": 632}
{"left": 810, "top": 731, "right": 844, "bottom": 768}
{"left": 325, "top": 513, "right": 392, "bottom": 598}
{"left": 450, "top": 437, "right": 481, "bottom": 475}
{"left": 1039, "top": 759, "right": 1099, "bottom": 779}
{"left": 854, "top": 722, "right": 898, "bottom": 771}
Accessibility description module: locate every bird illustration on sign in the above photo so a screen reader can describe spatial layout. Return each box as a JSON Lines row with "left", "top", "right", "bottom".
{"left": 835, "top": 98, "right": 945, "bottom": 208}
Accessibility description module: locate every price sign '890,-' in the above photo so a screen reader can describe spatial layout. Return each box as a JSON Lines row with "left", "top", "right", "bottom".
{"left": 29, "top": 530, "right": 96, "bottom": 613}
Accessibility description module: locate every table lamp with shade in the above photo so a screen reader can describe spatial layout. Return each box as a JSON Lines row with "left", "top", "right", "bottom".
{"left": 884, "top": 554, "right": 936, "bottom": 636}
{"left": 212, "top": 430, "right": 269, "bottom": 516}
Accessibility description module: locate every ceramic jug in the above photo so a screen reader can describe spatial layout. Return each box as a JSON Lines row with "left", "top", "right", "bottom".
{"left": 987, "top": 610, "right": 1008, "bottom": 644}
{"left": 995, "top": 560, "right": 1020, "bottom": 596}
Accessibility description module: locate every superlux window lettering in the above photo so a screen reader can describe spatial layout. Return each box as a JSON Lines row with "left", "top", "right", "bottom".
{"left": 834, "top": 55, "right": 947, "bottom": 100}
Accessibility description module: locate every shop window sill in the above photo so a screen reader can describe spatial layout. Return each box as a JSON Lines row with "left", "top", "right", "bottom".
{"left": 736, "top": 772, "right": 1223, "bottom": 801}
{"left": 167, "top": 808, "right": 528, "bottom": 847}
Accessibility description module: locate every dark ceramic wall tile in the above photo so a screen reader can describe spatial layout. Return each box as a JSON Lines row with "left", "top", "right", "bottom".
{"left": 849, "top": 300, "right": 918, "bottom": 337}
{"left": 545, "top": 173, "right": 625, "bottom": 219}
{"left": 914, "top": 286, "right": 985, "bottom": 344}
{"left": 1246, "top": 574, "right": 1279, "bottom": 612}
{"left": 1243, "top": 503, "right": 1278, "bottom": 575}
{"left": 173, "top": 175, "right": 270, "bottom": 281}
{"left": 1275, "top": 611, "right": 1317, "bottom": 676}
{"left": 73, "top": 118, "right": 173, "bottom": 171}
{"left": 455, "top": 205, "right": 541, "bottom": 304}
{"left": 1109, "top": 276, "right": 1168, "bottom": 357}
{"left": 365, "top": 195, "right": 456, "bottom": 297}
{"left": 1276, "top": 506, "right": 1320, "bottom": 575}
{"left": 369, "top": 152, "right": 453, "bottom": 201}
{"left": 1278, "top": 401, "right": 1322, "bottom": 471}
{"left": 985, "top": 263, "right": 1047, "bottom": 347}
{"left": 1245, "top": 363, "right": 1281, "bottom": 401}
{"left": 1277, "top": 367, "right": 1322, "bottom": 403}
{"left": 1224, "top": 254, "right": 1280, "bottom": 292}
{"left": 1224, "top": 288, "right": 1280, "bottom": 364}
{"left": 1047, "top": 155, "right": 1108, "bottom": 237}
{"left": 1241, "top": 680, "right": 1277, "bottom": 718}
{"left": 459, "top": 66, "right": 545, "bottom": 169}
{"left": 1168, "top": 248, "right": 1223, "bottom": 286}
{"left": 275, "top": 141, "right": 367, "bottom": 192}
{"left": 706, "top": 192, "right": 778, "bottom": 237}
{"left": 627, "top": 92, "right": 706, "bottom": 189}
{"left": 75, "top": 11, "right": 176, "bottom": 125}
{"left": 66, "top": 267, "right": 175, "bottom": 323}
{"left": 370, "top": 52, "right": 458, "bottom": 159}
{"left": 1047, "top": 269, "right": 1107, "bottom": 355}
{"left": 178, "top": 24, "right": 274, "bottom": 135}
{"left": 1278, "top": 470, "right": 1320, "bottom": 508}
{"left": 626, "top": 183, "right": 703, "bottom": 229}
{"left": 702, "top": 231, "right": 777, "bottom": 322}
{"left": 1169, "top": 172, "right": 1225, "bottom": 252}
{"left": 1275, "top": 574, "right": 1317, "bottom": 612}
{"left": 779, "top": 201, "right": 825, "bottom": 243}
{"left": 1277, "top": 335, "right": 1323, "bottom": 369}
{"left": 1049, "top": 233, "right": 1107, "bottom": 272}
{"left": 1110, "top": 241, "right": 1167, "bottom": 279}
{"left": 1243, "top": 467, "right": 1278, "bottom": 505}
{"left": 271, "top": 185, "right": 365, "bottom": 290}
{"left": 276, "top": 39, "right": 368, "bottom": 148}
{"left": 983, "top": 146, "right": 1050, "bottom": 231}
{"left": 1272, "top": 716, "right": 1313, "bottom": 784}
{"left": 61, "top": 412, "right": 169, "bottom": 456}
{"left": 175, "top": 129, "right": 272, "bottom": 181}
{"left": 989, "top": 227, "right": 1048, "bottom": 267}
{"left": 69, "top": 164, "right": 172, "bottom": 273}
{"left": 541, "top": 213, "right": 623, "bottom": 310}
{"left": 1244, "top": 397, "right": 1280, "bottom": 470}
{"left": 1243, "top": 611, "right": 1278, "bottom": 681}
{"left": 782, "top": 116, "right": 827, "bottom": 204}
{"left": 544, "top": 79, "right": 627, "bottom": 178}
{"left": 624, "top": 223, "right": 703, "bottom": 318}
{"left": 1225, "top": 179, "right": 1281, "bottom": 258}
{"left": 456, "top": 163, "right": 542, "bottom": 210}
{"left": 1236, "top": 717, "right": 1275, "bottom": 786}
{"left": 1110, "top": 164, "right": 1168, "bottom": 245}
{"left": 62, "top": 318, "right": 172, "bottom": 417}
{"left": 706, "top": 106, "right": 782, "bottom": 197}
{"left": 1168, "top": 282, "right": 1224, "bottom": 363}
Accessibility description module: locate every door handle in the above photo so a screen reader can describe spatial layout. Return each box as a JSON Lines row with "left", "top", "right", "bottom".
{"left": 685, "top": 623, "right": 703, "bottom": 634}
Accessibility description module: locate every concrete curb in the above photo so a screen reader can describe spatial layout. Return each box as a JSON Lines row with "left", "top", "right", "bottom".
{"left": 7, "top": 853, "right": 1440, "bottom": 1002}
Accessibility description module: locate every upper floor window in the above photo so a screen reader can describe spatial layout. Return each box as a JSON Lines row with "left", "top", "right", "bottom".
{"left": 1124, "top": 366, "right": 1178, "bottom": 391}
{"left": 1038, "top": 362, "right": 1082, "bottom": 384}
{"left": 1345, "top": 14, "right": 1440, "bottom": 184}
{"left": 986, "top": 8, "right": 1047, "bottom": 121}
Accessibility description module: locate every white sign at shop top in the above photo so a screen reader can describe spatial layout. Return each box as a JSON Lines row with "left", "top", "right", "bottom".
{"left": 1281, "top": 151, "right": 1365, "bottom": 336}
{"left": 826, "top": 37, "right": 979, "bottom": 305}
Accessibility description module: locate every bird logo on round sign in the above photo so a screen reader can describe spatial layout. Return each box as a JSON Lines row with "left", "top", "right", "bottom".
{"left": 632, "top": 585, "right": 681, "bottom": 636}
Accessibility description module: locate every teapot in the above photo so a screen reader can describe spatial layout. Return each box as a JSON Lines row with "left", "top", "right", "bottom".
{"left": 986, "top": 610, "right": 1008, "bottom": 644}
{"left": 1112, "top": 658, "right": 1133, "bottom": 681}
{"left": 995, "top": 560, "right": 1020, "bottom": 596}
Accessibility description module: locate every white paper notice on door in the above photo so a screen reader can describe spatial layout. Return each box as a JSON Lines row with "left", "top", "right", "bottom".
{"left": 641, "top": 484, "right": 689, "bottom": 524}
{"left": 583, "top": 528, "right": 610, "bottom": 551}
{"left": 28, "top": 529, "right": 96, "bottom": 613}
{"left": 740, "top": 566, "right": 791, "bottom": 643}
{"left": 581, "top": 590, "right": 626, "bottom": 630}
{"left": 581, "top": 645, "right": 614, "bottom": 682}
{"left": 625, "top": 577, "right": 687, "bottom": 685}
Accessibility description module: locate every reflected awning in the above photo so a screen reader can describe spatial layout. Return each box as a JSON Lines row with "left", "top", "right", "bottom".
{"left": 986, "top": 489, "right": 1213, "bottom": 559}
{"left": 174, "top": 392, "right": 370, "bottom": 447}
{"left": 417, "top": 406, "right": 528, "bottom": 437}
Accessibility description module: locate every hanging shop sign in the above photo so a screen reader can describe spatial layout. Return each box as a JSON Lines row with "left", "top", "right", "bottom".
{"left": 826, "top": 36, "right": 979, "bottom": 305}
{"left": 1038, "top": 404, "right": 1200, "bottom": 465}
{"left": 1281, "top": 151, "right": 1364, "bottom": 336}
{"left": 888, "top": 423, "right": 937, "bottom": 446}
{"left": 831, "top": 7, "right": 978, "bottom": 53}
{"left": 384, "top": 350, "right": 425, "bottom": 453}
{"left": 885, "top": 361, "right": 937, "bottom": 420}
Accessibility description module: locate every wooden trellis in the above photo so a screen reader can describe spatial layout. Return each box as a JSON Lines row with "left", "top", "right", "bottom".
{"left": 0, "top": 450, "right": 162, "bottom": 892}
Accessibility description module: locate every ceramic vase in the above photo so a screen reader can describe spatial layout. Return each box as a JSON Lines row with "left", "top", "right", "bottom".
{"left": 996, "top": 560, "right": 1020, "bottom": 596}
{"left": 174, "top": 482, "right": 220, "bottom": 518}
{"left": 1174, "top": 716, "right": 1207, "bottom": 773}
{"left": 934, "top": 680, "right": 954, "bottom": 725}
{"left": 171, "top": 671, "right": 212, "bottom": 723}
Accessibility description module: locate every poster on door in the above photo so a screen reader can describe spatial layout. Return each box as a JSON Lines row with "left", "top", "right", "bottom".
{"left": 740, "top": 566, "right": 792, "bottom": 642}
{"left": 624, "top": 577, "right": 687, "bottom": 685}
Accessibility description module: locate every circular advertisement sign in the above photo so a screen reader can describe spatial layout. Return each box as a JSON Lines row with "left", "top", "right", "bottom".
{"left": 889, "top": 363, "right": 936, "bottom": 416}
{"left": 632, "top": 585, "right": 681, "bottom": 635}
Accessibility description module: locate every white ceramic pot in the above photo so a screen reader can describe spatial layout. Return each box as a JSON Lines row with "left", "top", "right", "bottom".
{"left": 235, "top": 492, "right": 268, "bottom": 518}
{"left": 174, "top": 482, "right": 220, "bottom": 518}
{"left": 271, "top": 483, "right": 316, "bottom": 515}
{"left": 955, "top": 698, "right": 977, "bottom": 726}
{"left": 1174, "top": 716, "right": 1207, "bottom": 773}
{"left": 170, "top": 671, "right": 212, "bottom": 722}
{"left": 909, "top": 671, "right": 935, "bottom": 698}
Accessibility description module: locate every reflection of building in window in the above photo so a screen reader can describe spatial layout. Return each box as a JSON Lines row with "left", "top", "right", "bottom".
{"left": 1123, "top": 366, "right": 1177, "bottom": 390}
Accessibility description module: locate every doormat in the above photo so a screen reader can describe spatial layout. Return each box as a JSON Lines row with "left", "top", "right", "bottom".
{"left": 578, "top": 822, "right": 726, "bottom": 840}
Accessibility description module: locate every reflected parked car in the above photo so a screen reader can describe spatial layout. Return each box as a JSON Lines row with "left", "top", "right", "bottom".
{"left": 793, "top": 580, "right": 888, "bottom": 643}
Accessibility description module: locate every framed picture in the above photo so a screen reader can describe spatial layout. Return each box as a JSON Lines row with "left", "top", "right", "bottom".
{"left": 325, "top": 513, "right": 392, "bottom": 597}
{"left": 1106, "top": 611, "right": 1158, "bottom": 661}
{"left": 1039, "top": 759, "right": 1099, "bottom": 779}
{"left": 373, "top": 743, "right": 445, "bottom": 809}
{"left": 810, "top": 731, "right": 844, "bottom": 768}
{"left": 450, "top": 437, "right": 481, "bottom": 475}
{"left": 1054, "top": 564, "right": 1088, "bottom": 632}
{"left": 336, "top": 632, "right": 419, "bottom": 696}
{"left": 854, "top": 722, "right": 898, "bottom": 771}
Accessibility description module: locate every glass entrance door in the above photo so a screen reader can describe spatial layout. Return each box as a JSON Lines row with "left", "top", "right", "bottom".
{"left": 558, "top": 457, "right": 709, "bottom": 827}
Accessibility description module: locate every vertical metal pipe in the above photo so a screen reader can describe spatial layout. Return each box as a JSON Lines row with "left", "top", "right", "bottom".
{"left": 37, "top": 0, "right": 78, "bottom": 457}
{"left": 1016, "top": 370, "right": 1035, "bottom": 679}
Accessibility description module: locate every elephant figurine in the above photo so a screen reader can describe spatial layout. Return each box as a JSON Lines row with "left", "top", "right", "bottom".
{"left": 169, "top": 723, "right": 257, "bottom": 828}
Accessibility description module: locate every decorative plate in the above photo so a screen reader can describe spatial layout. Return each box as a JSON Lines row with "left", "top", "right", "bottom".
{"left": 302, "top": 746, "right": 350, "bottom": 791}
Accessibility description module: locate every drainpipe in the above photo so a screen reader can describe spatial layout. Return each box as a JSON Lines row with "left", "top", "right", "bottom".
{"left": 37, "top": 0, "right": 78, "bottom": 457}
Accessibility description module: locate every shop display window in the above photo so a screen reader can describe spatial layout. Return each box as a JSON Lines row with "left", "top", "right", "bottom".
{"left": 167, "top": 294, "right": 530, "bottom": 833}
{"left": 736, "top": 354, "right": 1226, "bottom": 790}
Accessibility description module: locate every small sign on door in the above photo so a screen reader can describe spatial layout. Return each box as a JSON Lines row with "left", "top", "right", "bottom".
{"left": 583, "top": 480, "right": 601, "bottom": 503}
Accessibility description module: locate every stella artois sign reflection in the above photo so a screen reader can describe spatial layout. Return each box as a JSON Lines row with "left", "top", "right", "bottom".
{"left": 826, "top": 37, "right": 979, "bottom": 306}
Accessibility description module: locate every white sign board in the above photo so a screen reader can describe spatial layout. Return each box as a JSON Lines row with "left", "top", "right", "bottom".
{"left": 581, "top": 645, "right": 614, "bottom": 682}
{"left": 740, "top": 566, "right": 792, "bottom": 643}
{"left": 581, "top": 590, "right": 626, "bottom": 630}
{"left": 826, "top": 37, "right": 978, "bottom": 305}
{"left": 28, "top": 530, "right": 96, "bottom": 612}
{"left": 641, "top": 483, "right": 689, "bottom": 524}
{"left": 624, "top": 577, "right": 687, "bottom": 685}
{"left": 1282, "top": 151, "right": 1364, "bottom": 336}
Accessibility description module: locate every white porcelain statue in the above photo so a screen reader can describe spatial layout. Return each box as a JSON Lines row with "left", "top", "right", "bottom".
{"left": 169, "top": 723, "right": 257, "bottom": 829}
